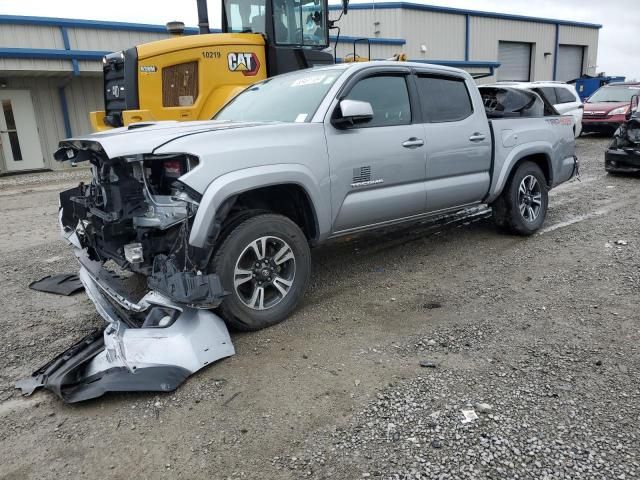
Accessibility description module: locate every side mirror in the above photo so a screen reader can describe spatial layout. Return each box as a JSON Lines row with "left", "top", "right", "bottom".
{"left": 342, "top": 0, "right": 349, "bottom": 15}
{"left": 332, "top": 99, "right": 373, "bottom": 128}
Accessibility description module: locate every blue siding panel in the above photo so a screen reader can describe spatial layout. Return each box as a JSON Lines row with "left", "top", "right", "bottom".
{"left": 0, "top": 47, "right": 109, "bottom": 60}
{"left": 59, "top": 26, "right": 80, "bottom": 76}
{"left": 58, "top": 86, "right": 73, "bottom": 138}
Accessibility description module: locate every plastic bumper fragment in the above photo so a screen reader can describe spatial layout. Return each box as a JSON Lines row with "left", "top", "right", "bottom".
{"left": 15, "top": 246, "right": 235, "bottom": 403}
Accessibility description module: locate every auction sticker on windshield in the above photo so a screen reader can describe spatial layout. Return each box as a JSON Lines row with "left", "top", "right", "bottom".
{"left": 291, "top": 75, "right": 327, "bottom": 87}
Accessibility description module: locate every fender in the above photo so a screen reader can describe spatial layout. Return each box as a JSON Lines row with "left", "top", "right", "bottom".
{"left": 486, "top": 141, "right": 553, "bottom": 204}
{"left": 188, "top": 164, "right": 330, "bottom": 248}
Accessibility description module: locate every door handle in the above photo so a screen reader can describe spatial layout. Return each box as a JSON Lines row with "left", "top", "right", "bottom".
{"left": 402, "top": 137, "right": 424, "bottom": 148}
{"left": 469, "top": 133, "right": 486, "bottom": 142}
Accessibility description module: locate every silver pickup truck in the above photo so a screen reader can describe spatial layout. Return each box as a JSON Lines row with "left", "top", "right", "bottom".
{"left": 20, "top": 62, "right": 577, "bottom": 401}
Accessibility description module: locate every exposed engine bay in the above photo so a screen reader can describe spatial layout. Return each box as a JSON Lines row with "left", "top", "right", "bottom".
{"left": 605, "top": 104, "right": 640, "bottom": 173}
{"left": 16, "top": 142, "right": 235, "bottom": 403}
{"left": 57, "top": 146, "right": 225, "bottom": 305}
{"left": 59, "top": 151, "right": 194, "bottom": 271}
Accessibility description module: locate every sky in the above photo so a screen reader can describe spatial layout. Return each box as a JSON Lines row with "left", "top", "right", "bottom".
{"left": 0, "top": 0, "right": 635, "bottom": 79}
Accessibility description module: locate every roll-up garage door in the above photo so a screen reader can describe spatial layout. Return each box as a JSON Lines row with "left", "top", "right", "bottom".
{"left": 497, "top": 41, "right": 532, "bottom": 81}
{"left": 557, "top": 45, "right": 584, "bottom": 82}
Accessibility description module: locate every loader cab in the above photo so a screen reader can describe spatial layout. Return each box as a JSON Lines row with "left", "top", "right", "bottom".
{"left": 222, "top": 0, "right": 334, "bottom": 76}
{"left": 90, "top": 0, "right": 346, "bottom": 132}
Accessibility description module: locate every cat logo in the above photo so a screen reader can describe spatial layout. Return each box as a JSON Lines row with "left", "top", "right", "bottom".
{"left": 227, "top": 52, "right": 260, "bottom": 76}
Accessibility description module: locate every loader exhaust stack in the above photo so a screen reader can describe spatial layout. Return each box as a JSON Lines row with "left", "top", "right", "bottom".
{"left": 197, "top": 0, "right": 210, "bottom": 34}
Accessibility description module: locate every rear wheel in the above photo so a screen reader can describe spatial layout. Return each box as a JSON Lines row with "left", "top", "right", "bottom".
{"left": 211, "top": 213, "right": 311, "bottom": 331}
{"left": 492, "top": 161, "right": 548, "bottom": 235}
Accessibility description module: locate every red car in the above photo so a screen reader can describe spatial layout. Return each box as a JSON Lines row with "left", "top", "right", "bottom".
{"left": 582, "top": 83, "right": 640, "bottom": 134}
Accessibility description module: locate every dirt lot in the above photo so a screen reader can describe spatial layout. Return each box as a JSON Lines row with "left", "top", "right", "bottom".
{"left": 0, "top": 136, "right": 638, "bottom": 480}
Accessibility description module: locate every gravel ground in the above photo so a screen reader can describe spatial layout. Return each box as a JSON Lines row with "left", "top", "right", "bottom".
{"left": 0, "top": 135, "right": 638, "bottom": 480}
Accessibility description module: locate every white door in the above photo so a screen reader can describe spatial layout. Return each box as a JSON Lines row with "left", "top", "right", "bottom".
{"left": 0, "top": 90, "right": 45, "bottom": 172}
{"left": 534, "top": 86, "right": 583, "bottom": 137}
{"left": 553, "top": 86, "right": 583, "bottom": 137}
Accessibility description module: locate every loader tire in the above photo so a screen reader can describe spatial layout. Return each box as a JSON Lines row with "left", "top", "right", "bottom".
{"left": 211, "top": 213, "right": 311, "bottom": 331}
{"left": 492, "top": 161, "right": 548, "bottom": 236}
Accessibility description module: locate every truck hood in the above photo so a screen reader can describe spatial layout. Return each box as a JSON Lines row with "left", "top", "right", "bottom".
{"left": 58, "top": 120, "right": 266, "bottom": 160}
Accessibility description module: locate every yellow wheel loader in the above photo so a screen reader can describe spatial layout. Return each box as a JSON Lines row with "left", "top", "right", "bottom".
{"left": 91, "top": 0, "right": 348, "bottom": 131}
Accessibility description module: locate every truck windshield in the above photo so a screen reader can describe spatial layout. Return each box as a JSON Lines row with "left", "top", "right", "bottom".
{"left": 224, "top": 0, "right": 267, "bottom": 33}
{"left": 215, "top": 69, "right": 343, "bottom": 122}
{"left": 588, "top": 86, "right": 640, "bottom": 103}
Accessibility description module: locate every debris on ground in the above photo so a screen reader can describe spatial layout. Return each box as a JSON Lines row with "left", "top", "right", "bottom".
{"left": 419, "top": 360, "right": 437, "bottom": 368}
{"left": 29, "top": 273, "right": 83, "bottom": 296}
{"left": 460, "top": 409, "right": 479, "bottom": 424}
{"left": 474, "top": 402, "right": 493, "bottom": 413}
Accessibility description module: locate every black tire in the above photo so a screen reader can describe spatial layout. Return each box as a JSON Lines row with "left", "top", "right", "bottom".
{"left": 491, "top": 161, "right": 549, "bottom": 236}
{"left": 211, "top": 213, "right": 311, "bottom": 331}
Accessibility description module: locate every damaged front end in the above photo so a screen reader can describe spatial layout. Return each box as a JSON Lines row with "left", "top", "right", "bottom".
{"left": 17, "top": 141, "right": 234, "bottom": 403}
{"left": 606, "top": 98, "right": 640, "bottom": 174}
{"left": 57, "top": 144, "right": 224, "bottom": 304}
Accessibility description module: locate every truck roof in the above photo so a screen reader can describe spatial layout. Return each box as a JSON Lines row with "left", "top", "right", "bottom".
{"left": 308, "top": 60, "right": 470, "bottom": 76}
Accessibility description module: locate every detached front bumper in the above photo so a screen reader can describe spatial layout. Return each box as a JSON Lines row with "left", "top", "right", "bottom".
{"left": 16, "top": 234, "right": 235, "bottom": 403}
{"left": 605, "top": 148, "right": 640, "bottom": 173}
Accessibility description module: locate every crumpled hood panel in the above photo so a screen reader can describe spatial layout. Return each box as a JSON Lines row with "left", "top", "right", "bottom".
{"left": 60, "top": 120, "right": 265, "bottom": 159}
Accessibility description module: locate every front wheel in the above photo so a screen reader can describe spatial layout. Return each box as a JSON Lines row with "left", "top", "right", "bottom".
{"left": 492, "top": 161, "right": 549, "bottom": 235}
{"left": 210, "top": 213, "right": 311, "bottom": 331}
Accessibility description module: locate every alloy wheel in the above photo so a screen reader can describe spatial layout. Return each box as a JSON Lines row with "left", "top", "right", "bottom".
{"left": 518, "top": 174, "right": 542, "bottom": 222}
{"left": 233, "top": 236, "right": 296, "bottom": 310}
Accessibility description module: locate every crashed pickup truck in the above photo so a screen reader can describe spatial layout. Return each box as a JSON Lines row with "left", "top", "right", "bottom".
{"left": 18, "top": 62, "right": 577, "bottom": 402}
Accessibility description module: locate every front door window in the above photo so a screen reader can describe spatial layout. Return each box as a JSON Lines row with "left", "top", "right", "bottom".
{"left": 343, "top": 75, "right": 411, "bottom": 127}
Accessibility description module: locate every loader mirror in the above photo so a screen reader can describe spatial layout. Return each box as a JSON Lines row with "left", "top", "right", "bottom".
{"left": 332, "top": 99, "right": 373, "bottom": 128}
{"left": 342, "top": 0, "right": 349, "bottom": 14}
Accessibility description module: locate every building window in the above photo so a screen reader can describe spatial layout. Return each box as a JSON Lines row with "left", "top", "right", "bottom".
{"left": 2, "top": 100, "right": 23, "bottom": 161}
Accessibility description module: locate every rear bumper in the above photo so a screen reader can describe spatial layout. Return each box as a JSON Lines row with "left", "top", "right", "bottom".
{"left": 605, "top": 148, "right": 640, "bottom": 173}
{"left": 553, "top": 155, "right": 580, "bottom": 187}
{"left": 16, "top": 235, "right": 235, "bottom": 403}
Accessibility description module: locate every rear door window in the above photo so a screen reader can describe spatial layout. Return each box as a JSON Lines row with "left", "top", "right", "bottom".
{"left": 344, "top": 75, "right": 411, "bottom": 127}
{"left": 535, "top": 87, "right": 558, "bottom": 105}
{"left": 416, "top": 75, "right": 473, "bottom": 122}
{"left": 556, "top": 87, "right": 578, "bottom": 104}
